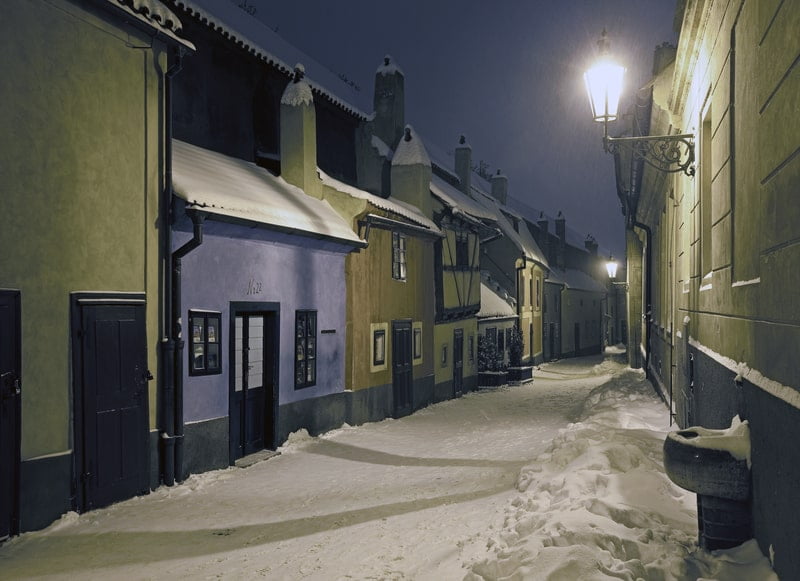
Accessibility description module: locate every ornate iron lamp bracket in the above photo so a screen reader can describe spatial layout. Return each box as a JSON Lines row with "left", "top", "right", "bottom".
{"left": 604, "top": 133, "right": 695, "bottom": 177}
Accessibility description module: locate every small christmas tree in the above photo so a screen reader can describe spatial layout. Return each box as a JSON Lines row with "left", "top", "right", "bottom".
{"left": 508, "top": 324, "right": 524, "bottom": 367}
{"left": 478, "top": 334, "right": 504, "bottom": 372}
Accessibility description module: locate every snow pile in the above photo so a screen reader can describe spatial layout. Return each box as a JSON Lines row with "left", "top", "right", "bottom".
{"left": 676, "top": 415, "right": 751, "bottom": 467}
{"left": 465, "top": 369, "right": 776, "bottom": 581}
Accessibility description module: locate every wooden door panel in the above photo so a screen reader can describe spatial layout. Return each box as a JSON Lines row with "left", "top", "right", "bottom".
{"left": 79, "top": 301, "right": 148, "bottom": 510}
{"left": 0, "top": 292, "right": 21, "bottom": 538}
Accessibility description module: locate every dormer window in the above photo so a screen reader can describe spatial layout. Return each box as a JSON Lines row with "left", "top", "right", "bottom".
{"left": 455, "top": 231, "right": 469, "bottom": 267}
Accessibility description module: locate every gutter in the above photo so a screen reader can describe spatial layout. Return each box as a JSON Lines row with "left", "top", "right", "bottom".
{"left": 357, "top": 213, "right": 443, "bottom": 243}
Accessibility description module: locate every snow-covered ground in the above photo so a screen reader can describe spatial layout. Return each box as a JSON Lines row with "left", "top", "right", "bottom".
{"left": 0, "top": 349, "right": 778, "bottom": 580}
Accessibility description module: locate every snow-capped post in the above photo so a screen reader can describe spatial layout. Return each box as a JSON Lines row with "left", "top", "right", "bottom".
{"left": 280, "top": 63, "right": 319, "bottom": 196}
{"left": 490, "top": 169, "right": 508, "bottom": 205}
{"left": 454, "top": 134, "right": 472, "bottom": 196}
{"left": 391, "top": 125, "right": 432, "bottom": 219}
{"left": 374, "top": 55, "right": 405, "bottom": 150}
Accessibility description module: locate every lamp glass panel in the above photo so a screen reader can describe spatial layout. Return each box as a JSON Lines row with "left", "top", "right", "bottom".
{"left": 606, "top": 260, "right": 619, "bottom": 278}
{"left": 584, "top": 59, "right": 625, "bottom": 122}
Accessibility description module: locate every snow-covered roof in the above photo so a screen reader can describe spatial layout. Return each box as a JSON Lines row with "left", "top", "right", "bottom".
{"left": 106, "top": 0, "right": 194, "bottom": 48}
{"left": 471, "top": 186, "right": 548, "bottom": 266}
{"left": 478, "top": 275, "right": 517, "bottom": 320}
{"left": 507, "top": 197, "right": 612, "bottom": 256}
{"left": 430, "top": 174, "right": 496, "bottom": 223}
{"left": 547, "top": 268, "right": 607, "bottom": 293}
{"left": 318, "top": 170, "right": 440, "bottom": 233}
{"left": 172, "top": 0, "right": 368, "bottom": 118}
{"left": 172, "top": 139, "right": 364, "bottom": 246}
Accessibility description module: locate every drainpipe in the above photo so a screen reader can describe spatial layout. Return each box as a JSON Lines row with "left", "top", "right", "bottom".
{"left": 171, "top": 210, "right": 205, "bottom": 483}
{"left": 160, "top": 47, "right": 183, "bottom": 487}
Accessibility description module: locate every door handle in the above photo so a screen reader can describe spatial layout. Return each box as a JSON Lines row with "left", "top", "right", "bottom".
{"left": 1, "top": 371, "right": 20, "bottom": 399}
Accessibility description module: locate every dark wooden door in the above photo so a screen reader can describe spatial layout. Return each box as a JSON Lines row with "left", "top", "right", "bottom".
{"left": 574, "top": 323, "right": 581, "bottom": 356}
{"left": 392, "top": 320, "right": 413, "bottom": 417}
{"left": 453, "top": 329, "right": 464, "bottom": 396}
{"left": 548, "top": 323, "right": 556, "bottom": 361}
{"left": 77, "top": 300, "right": 149, "bottom": 510}
{"left": 0, "top": 291, "right": 21, "bottom": 539}
{"left": 230, "top": 313, "right": 275, "bottom": 460}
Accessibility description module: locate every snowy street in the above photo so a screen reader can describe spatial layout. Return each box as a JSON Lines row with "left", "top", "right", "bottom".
{"left": 0, "top": 350, "right": 776, "bottom": 580}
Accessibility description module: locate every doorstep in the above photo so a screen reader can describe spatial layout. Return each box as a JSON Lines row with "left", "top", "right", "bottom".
{"left": 234, "top": 449, "right": 281, "bottom": 468}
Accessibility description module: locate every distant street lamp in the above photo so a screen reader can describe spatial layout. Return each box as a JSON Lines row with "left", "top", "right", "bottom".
{"left": 584, "top": 30, "right": 696, "bottom": 177}
{"left": 605, "top": 256, "right": 618, "bottom": 279}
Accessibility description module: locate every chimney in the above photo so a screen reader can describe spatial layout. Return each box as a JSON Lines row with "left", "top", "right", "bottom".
{"left": 391, "top": 125, "right": 432, "bottom": 218}
{"left": 537, "top": 211, "right": 549, "bottom": 260}
{"left": 489, "top": 169, "right": 508, "bottom": 205}
{"left": 555, "top": 211, "right": 566, "bottom": 270}
{"left": 454, "top": 135, "right": 471, "bottom": 196}
{"left": 584, "top": 234, "right": 598, "bottom": 256}
{"left": 280, "top": 64, "right": 319, "bottom": 196}
{"left": 374, "top": 55, "right": 405, "bottom": 149}
{"left": 653, "top": 42, "right": 677, "bottom": 76}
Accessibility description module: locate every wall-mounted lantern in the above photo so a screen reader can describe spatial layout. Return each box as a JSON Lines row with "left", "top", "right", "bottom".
{"left": 585, "top": 30, "right": 696, "bottom": 177}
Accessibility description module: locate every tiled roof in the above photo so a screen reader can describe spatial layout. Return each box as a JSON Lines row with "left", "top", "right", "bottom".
{"left": 171, "top": 0, "right": 368, "bottom": 118}
{"left": 106, "top": 0, "right": 194, "bottom": 48}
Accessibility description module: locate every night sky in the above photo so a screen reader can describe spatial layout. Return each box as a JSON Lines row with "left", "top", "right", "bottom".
{"left": 245, "top": 0, "right": 679, "bottom": 258}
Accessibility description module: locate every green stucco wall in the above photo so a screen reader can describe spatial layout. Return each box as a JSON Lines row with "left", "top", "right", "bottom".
{"left": 1, "top": 0, "right": 165, "bottom": 459}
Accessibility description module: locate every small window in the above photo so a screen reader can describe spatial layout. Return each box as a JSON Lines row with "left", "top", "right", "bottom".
{"left": 189, "top": 311, "right": 222, "bottom": 376}
{"left": 295, "top": 310, "right": 317, "bottom": 389}
{"left": 413, "top": 327, "right": 422, "bottom": 360}
{"left": 468, "top": 335, "right": 474, "bottom": 363}
{"left": 392, "top": 231, "right": 407, "bottom": 281}
{"left": 373, "top": 329, "right": 386, "bottom": 366}
{"left": 441, "top": 344, "right": 448, "bottom": 367}
{"left": 455, "top": 231, "right": 469, "bottom": 267}
{"left": 497, "top": 329, "right": 505, "bottom": 353}
{"left": 536, "top": 278, "right": 541, "bottom": 309}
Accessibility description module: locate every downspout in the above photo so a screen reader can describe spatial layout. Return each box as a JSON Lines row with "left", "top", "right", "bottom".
{"left": 160, "top": 47, "right": 183, "bottom": 487}
{"left": 171, "top": 209, "right": 205, "bottom": 483}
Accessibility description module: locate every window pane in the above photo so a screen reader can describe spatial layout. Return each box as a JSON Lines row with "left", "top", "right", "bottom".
{"left": 207, "top": 317, "right": 219, "bottom": 343}
{"left": 296, "top": 361, "right": 306, "bottom": 385}
{"left": 306, "top": 363, "right": 315, "bottom": 384}
{"left": 192, "top": 318, "right": 205, "bottom": 344}
{"left": 306, "top": 337, "right": 315, "bottom": 360}
{"left": 307, "top": 313, "right": 316, "bottom": 335}
{"left": 207, "top": 344, "right": 219, "bottom": 370}
{"left": 193, "top": 344, "right": 205, "bottom": 370}
{"left": 296, "top": 314, "right": 306, "bottom": 338}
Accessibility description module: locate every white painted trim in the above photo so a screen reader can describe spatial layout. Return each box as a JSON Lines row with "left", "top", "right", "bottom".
{"left": 732, "top": 278, "right": 761, "bottom": 288}
{"left": 26, "top": 449, "right": 72, "bottom": 462}
{"left": 688, "top": 337, "right": 800, "bottom": 410}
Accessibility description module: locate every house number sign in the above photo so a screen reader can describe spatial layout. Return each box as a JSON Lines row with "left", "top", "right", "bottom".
{"left": 245, "top": 278, "right": 263, "bottom": 295}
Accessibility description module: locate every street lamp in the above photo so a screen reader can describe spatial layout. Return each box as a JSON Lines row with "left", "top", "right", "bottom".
{"left": 605, "top": 256, "right": 619, "bottom": 279}
{"left": 585, "top": 30, "right": 696, "bottom": 177}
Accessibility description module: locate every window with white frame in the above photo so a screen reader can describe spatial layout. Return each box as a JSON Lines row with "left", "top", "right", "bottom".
{"left": 392, "top": 231, "right": 407, "bottom": 281}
